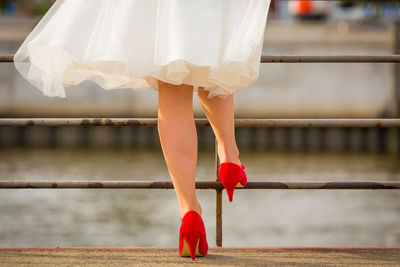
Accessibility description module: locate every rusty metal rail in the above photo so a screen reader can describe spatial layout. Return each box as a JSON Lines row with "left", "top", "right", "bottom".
{"left": 1, "top": 117, "right": 400, "bottom": 247}
{"left": 1, "top": 118, "right": 400, "bottom": 127}
{"left": 1, "top": 181, "right": 400, "bottom": 189}
{"left": 260, "top": 55, "right": 400, "bottom": 63}
{"left": 2, "top": 54, "right": 400, "bottom": 63}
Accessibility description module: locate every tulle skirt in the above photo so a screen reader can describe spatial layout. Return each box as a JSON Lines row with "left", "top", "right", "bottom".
{"left": 13, "top": 0, "right": 271, "bottom": 99}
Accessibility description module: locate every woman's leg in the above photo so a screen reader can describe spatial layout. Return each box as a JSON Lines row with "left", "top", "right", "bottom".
{"left": 157, "top": 79, "right": 202, "bottom": 221}
{"left": 197, "top": 87, "right": 241, "bottom": 166}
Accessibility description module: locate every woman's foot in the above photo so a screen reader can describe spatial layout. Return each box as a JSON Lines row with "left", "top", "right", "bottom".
{"left": 218, "top": 161, "right": 247, "bottom": 202}
{"left": 179, "top": 210, "right": 208, "bottom": 260}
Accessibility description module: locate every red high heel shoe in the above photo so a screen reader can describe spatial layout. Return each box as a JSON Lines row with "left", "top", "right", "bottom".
{"left": 179, "top": 210, "right": 208, "bottom": 260}
{"left": 218, "top": 162, "right": 247, "bottom": 202}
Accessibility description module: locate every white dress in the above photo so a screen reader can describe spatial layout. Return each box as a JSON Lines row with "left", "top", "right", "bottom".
{"left": 13, "top": 0, "right": 271, "bottom": 99}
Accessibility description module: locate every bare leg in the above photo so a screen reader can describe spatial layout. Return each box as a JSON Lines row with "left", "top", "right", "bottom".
{"left": 157, "top": 79, "right": 202, "bottom": 221}
{"left": 197, "top": 88, "right": 241, "bottom": 166}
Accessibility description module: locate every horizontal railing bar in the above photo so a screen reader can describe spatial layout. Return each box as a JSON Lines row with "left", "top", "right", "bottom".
{"left": 1, "top": 181, "right": 400, "bottom": 189}
{"left": 0, "top": 118, "right": 399, "bottom": 127}
{"left": 261, "top": 55, "right": 400, "bottom": 63}
{"left": 2, "top": 54, "right": 400, "bottom": 63}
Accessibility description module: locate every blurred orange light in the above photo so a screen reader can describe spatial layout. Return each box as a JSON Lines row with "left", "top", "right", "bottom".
{"left": 298, "top": 1, "right": 313, "bottom": 15}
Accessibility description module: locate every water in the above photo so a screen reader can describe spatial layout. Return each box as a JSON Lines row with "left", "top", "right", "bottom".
{"left": 0, "top": 147, "right": 399, "bottom": 247}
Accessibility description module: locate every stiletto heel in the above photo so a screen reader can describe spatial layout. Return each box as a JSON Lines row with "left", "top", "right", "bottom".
{"left": 179, "top": 210, "right": 208, "bottom": 260}
{"left": 218, "top": 162, "right": 248, "bottom": 202}
{"left": 182, "top": 232, "right": 201, "bottom": 260}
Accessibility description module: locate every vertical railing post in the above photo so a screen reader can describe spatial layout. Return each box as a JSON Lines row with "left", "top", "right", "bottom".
{"left": 215, "top": 136, "right": 222, "bottom": 247}
{"left": 394, "top": 19, "right": 400, "bottom": 153}
{"left": 395, "top": 19, "right": 400, "bottom": 117}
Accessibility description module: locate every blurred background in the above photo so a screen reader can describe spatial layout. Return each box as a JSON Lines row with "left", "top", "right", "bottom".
{"left": 0, "top": 0, "right": 399, "bottom": 248}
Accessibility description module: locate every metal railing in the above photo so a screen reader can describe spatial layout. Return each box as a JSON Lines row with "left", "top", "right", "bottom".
{"left": 0, "top": 118, "right": 400, "bottom": 246}
{"left": 1, "top": 19, "right": 400, "bottom": 246}
{"left": 2, "top": 54, "right": 400, "bottom": 63}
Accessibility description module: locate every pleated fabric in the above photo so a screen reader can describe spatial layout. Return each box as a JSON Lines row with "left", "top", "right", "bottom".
{"left": 13, "top": 0, "right": 271, "bottom": 99}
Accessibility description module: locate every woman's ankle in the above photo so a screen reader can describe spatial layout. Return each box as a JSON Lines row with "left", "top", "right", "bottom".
{"left": 180, "top": 202, "right": 202, "bottom": 221}
{"left": 217, "top": 143, "right": 241, "bottom": 166}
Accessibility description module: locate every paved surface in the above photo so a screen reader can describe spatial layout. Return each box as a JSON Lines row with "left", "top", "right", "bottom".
{"left": 1, "top": 247, "right": 400, "bottom": 266}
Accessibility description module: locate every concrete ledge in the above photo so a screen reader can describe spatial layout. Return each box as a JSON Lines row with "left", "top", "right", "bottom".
{"left": 1, "top": 247, "right": 400, "bottom": 266}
